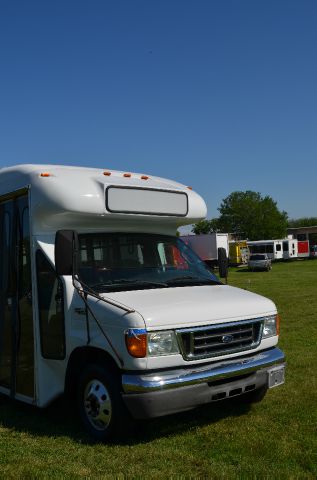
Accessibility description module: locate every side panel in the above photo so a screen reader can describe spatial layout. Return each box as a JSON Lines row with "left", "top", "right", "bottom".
{"left": 216, "top": 235, "right": 229, "bottom": 258}
{"left": 298, "top": 241, "right": 310, "bottom": 258}
{"left": 181, "top": 234, "right": 218, "bottom": 261}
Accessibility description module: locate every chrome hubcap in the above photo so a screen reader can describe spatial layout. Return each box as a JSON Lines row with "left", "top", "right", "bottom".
{"left": 84, "top": 379, "right": 112, "bottom": 431}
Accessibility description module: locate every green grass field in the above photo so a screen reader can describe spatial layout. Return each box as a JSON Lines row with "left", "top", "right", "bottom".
{"left": 0, "top": 260, "right": 316, "bottom": 478}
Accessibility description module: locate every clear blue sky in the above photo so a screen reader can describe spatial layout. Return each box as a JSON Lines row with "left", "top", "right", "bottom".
{"left": 0, "top": 0, "right": 316, "bottom": 220}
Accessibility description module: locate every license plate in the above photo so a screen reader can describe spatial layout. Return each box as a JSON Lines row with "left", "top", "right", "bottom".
{"left": 268, "top": 366, "right": 285, "bottom": 388}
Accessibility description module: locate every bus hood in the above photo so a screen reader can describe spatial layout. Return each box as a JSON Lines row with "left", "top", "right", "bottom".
{"left": 103, "top": 285, "right": 276, "bottom": 329}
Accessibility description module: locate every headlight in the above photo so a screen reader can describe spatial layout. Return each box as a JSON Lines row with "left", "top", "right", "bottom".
{"left": 148, "top": 330, "right": 179, "bottom": 356}
{"left": 125, "top": 329, "right": 180, "bottom": 357}
{"left": 262, "top": 314, "right": 280, "bottom": 338}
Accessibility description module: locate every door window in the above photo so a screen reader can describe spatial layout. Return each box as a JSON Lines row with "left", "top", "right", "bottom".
{"left": 0, "top": 205, "right": 13, "bottom": 388}
{"left": 16, "top": 201, "right": 34, "bottom": 397}
{"left": 36, "top": 251, "right": 66, "bottom": 359}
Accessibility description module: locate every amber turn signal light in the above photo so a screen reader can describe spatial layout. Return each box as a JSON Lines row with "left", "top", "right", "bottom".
{"left": 125, "top": 329, "right": 147, "bottom": 358}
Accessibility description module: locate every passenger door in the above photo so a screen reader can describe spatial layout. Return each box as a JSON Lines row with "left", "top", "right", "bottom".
{"left": 0, "top": 192, "right": 34, "bottom": 399}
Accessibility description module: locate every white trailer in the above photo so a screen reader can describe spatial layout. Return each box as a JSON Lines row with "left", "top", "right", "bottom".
{"left": 247, "top": 240, "right": 284, "bottom": 260}
{"left": 282, "top": 238, "right": 298, "bottom": 260}
{"left": 0, "top": 164, "right": 285, "bottom": 441}
{"left": 180, "top": 233, "right": 229, "bottom": 267}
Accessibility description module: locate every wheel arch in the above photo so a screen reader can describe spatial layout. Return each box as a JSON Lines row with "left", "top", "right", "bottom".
{"left": 64, "top": 346, "right": 120, "bottom": 400}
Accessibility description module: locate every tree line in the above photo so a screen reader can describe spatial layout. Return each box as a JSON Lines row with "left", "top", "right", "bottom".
{"left": 192, "top": 190, "right": 291, "bottom": 240}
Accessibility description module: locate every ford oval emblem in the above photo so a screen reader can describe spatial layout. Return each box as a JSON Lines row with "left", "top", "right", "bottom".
{"left": 222, "top": 334, "right": 234, "bottom": 344}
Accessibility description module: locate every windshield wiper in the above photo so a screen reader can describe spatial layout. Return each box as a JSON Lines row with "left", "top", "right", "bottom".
{"left": 90, "top": 279, "right": 169, "bottom": 291}
{"left": 167, "top": 275, "right": 221, "bottom": 286}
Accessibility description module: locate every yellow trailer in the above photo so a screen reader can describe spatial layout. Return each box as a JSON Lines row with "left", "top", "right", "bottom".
{"left": 229, "top": 241, "right": 249, "bottom": 265}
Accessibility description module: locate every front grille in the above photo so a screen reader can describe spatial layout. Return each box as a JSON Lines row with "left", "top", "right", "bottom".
{"left": 176, "top": 319, "right": 263, "bottom": 360}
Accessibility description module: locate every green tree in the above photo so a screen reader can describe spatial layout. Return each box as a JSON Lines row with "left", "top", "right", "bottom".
{"left": 288, "top": 217, "right": 317, "bottom": 228}
{"left": 191, "top": 218, "right": 220, "bottom": 234}
{"left": 217, "top": 191, "right": 288, "bottom": 240}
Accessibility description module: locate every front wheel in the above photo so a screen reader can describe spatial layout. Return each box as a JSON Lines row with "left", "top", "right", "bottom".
{"left": 77, "top": 364, "right": 131, "bottom": 442}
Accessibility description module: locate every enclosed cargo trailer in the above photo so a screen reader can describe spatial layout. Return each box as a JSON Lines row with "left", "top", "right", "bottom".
{"left": 180, "top": 233, "right": 229, "bottom": 268}
{"left": 298, "top": 240, "right": 310, "bottom": 258}
{"left": 229, "top": 240, "right": 249, "bottom": 265}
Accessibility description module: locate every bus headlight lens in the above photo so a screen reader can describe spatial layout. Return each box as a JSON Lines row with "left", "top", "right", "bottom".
{"left": 148, "top": 331, "right": 179, "bottom": 356}
{"left": 263, "top": 314, "right": 280, "bottom": 338}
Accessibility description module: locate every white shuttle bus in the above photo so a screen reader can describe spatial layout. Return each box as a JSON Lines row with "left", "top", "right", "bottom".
{"left": 247, "top": 240, "right": 284, "bottom": 260}
{"left": 0, "top": 165, "right": 285, "bottom": 441}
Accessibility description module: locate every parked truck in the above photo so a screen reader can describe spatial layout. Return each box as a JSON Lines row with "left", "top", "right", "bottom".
{"left": 0, "top": 165, "right": 285, "bottom": 441}
{"left": 180, "top": 233, "right": 229, "bottom": 268}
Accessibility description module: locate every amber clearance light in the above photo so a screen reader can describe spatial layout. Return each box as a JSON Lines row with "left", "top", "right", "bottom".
{"left": 125, "top": 329, "right": 147, "bottom": 358}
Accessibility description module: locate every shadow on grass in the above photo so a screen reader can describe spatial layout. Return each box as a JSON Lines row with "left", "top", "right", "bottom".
{"left": 119, "top": 399, "right": 251, "bottom": 446}
{"left": 0, "top": 393, "right": 251, "bottom": 446}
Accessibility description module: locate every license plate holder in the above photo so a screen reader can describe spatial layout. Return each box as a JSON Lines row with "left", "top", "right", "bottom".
{"left": 268, "top": 365, "right": 285, "bottom": 388}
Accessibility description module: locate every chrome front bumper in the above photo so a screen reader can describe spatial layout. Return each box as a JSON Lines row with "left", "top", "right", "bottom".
{"left": 121, "top": 348, "right": 285, "bottom": 418}
{"left": 122, "top": 347, "right": 285, "bottom": 393}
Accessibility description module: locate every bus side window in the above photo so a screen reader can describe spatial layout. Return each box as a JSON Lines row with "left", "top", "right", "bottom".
{"left": 36, "top": 251, "right": 66, "bottom": 359}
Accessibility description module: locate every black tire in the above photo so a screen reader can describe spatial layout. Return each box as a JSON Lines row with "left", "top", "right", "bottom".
{"left": 77, "top": 363, "right": 131, "bottom": 442}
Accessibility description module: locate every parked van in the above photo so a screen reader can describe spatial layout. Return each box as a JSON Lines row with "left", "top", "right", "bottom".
{"left": 0, "top": 165, "right": 285, "bottom": 441}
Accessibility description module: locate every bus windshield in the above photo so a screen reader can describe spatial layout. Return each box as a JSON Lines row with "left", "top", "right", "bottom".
{"left": 78, "top": 233, "right": 221, "bottom": 292}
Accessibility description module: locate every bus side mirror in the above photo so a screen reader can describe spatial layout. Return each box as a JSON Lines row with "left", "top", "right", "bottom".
{"left": 55, "top": 230, "right": 79, "bottom": 276}
{"left": 218, "top": 247, "right": 228, "bottom": 280}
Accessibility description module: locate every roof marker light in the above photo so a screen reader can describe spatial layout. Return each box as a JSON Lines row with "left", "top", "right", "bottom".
{"left": 123, "top": 173, "right": 132, "bottom": 178}
{"left": 141, "top": 175, "right": 149, "bottom": 180}
{"left": 40, "top": 173, "right": 51, "bottom": 177}
{"left": 187, "top": 186, "right": 193, "bottom": 190}
{"left": 103, "top": 171, "right": 111, "bottom": 176}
